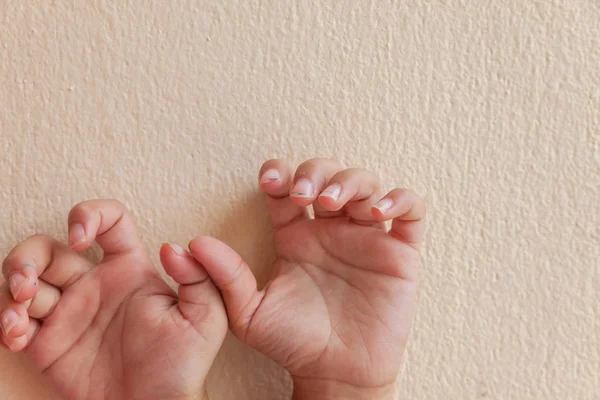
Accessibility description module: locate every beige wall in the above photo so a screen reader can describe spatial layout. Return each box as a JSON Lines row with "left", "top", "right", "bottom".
{"left": 1, "top": 1, "right": 598, "bottom": 399}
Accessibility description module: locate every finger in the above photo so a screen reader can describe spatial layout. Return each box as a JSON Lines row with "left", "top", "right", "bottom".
{"left": 316, "top": 223, "right": 419, "bottom": 280}
{"left": 2, "top": 235, "right": 89, "bottom": 298}
{"left": 3, "top": 318, "right": 41, "bottom": 352}
{"left": 27, "top": 280, "right": 61, "bottom": 320}
{"left": 0, "top": 279, "right": 59, "bottom": 322}
{"left": 160, "top": 243, "right": 227, "bottom": 338}
{"left": 372, "top": 189, "right": 426, "bottom": 250}
{"left": 68, "top": 199, "right": 147, "bottom": 260}
{"left": 0, "top": 287, "right": 31, "bottom": 339}
{"left": 160, "top": 243, "right": 208, "bottom": 283}
{"left": 289, "top": 158, "right": 343, "bottom": 217}
{"left": 0, "top": 303, "right": 28, "bottom": 340}
{"left": 1, "top": 261, "right": 38, "bottom": 303}
{"left": 188, "top": 236, "right": 263, "bottom": 340}
{"left": 259, "top": 159, "right": 308, "bottom": 228}
{"left": 317, "top": 168, "right": 382, "bottom": 221}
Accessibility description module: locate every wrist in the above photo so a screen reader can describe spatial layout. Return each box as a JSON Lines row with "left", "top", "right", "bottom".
{"left": 292, "top": 377, "right": 394, "bottom": 400}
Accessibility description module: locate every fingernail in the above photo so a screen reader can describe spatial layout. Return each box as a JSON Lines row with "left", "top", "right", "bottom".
{"left": 373, "top": 198, "right": 394, "bottom": 213}
{"left": 291, "top": 179, "right": 314, "bottom": 198}
{"left": 260, "top": 169, "right": 280, "bottom": 184}
{"left": 168, "top": 243, "right": 185, "bottom": 256}
{"left": 320, "top": 183, "right": 342, "bottom": 201}
{"left": 69, "top": 224, "right": 86, "bottom": 247}
{"left": 9, "top": 273, "right": 28, "bottom": 299}
{"left": 1, "top": 310, "right": 19, "bottom": 336}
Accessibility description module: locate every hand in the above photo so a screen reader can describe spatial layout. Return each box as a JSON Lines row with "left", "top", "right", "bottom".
{"left": 0, "top": 200, "right": 227, "bottom": 400}
{"left": 187, "top": 158, "right": 426, "bottom": 400}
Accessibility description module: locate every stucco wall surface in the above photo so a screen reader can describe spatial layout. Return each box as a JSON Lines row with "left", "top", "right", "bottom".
{"left": 1, "top": 1, "right": 599, "bottom": 399}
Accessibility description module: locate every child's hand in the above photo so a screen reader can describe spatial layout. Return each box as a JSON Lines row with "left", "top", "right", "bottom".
{"left": 0, "top": 200, "right": 227, "bottom": 400}
{"left": 188, "top": 158, "right": 425, "bottom": 400}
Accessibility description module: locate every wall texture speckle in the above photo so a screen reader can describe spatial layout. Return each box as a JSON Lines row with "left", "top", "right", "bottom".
{"left": 1, "top": 1, "right": 598, "bottom": 399}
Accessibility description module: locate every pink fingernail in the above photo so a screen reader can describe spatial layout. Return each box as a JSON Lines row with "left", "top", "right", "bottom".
{"left": 168, "top": 243, "right": 185, "bottom": 256}
{"left": 1, "top": 310, "right": 19, "bottom": 336}
{"left": 320, "top": 183, "right": 342, "bottom": 201}
{"left": 373, "top": 198, "right": 394, "bottom": 213}
{"left": 260, "top": 169, "right": 280, "bottom": 184}
{"left": 9, "top": 273, "right": 28, "bottom": 299}
{"left": 291, "top": 179, "right": 314, "bottom": 198}
{"left": 69, "top": 224, "right": 86, "bottom": 247}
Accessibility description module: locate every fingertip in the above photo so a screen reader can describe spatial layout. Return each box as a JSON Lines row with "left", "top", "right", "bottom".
{"left": 164, "top": 242, "right": 192, "bottom": 257}
{"left": 0, "top": 337, "right": 15, "bottom": 352}
{"left": 187, "top": 236, "right": 251, "bottom": 288}
{"left": 372, "top": 198, "right": 394, "bottom": 216}
{"left": 9, "top": 266, "right": 39, "bottom": 302}
{"left": 69, "top": 223, "right": 91, "bottom": 251}
{"left": 159, "top": 242, "right": 172, "bottom": 262}
{"left": 259, "top": 163, "right": 293, "bottom": 198}
{"left": 160, "top": 242, "right": 192, "bottom": 265}
{"left": 1, "top": 307, "right": 28, "bottom": 340}
{"left": 317, "top": 193, "right": 342, "bottom": 211}
{"left": 371, "top": 205, "right": 387, "bottom": 220}
{"left": 259, "top": 158, "right": 287, "bottom": 176}
{"left": 259, "top": 168, "right": 281, "bottom": 186}
{"left": 161, "top": 242, "right": 208, "bottom": 284}
{"left": 371, "top": 198, "right": 393, "bottom": 219}
{"left": 289, "top": 178, "right": 315, "bottom": 200}
{"left": 188, "top": 236, "right": 215, "bottom": 255}
{"left": 3, "top": 333, "right": 28, "bottom": 353}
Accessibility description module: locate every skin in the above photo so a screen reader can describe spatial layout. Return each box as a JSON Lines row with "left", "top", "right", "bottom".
{"left": 0, "top": 200, "right": 227, "bottom": 400}
{"left": 187, "top": 158, "right": 426, "bottom": 400}
{"left": 0, "top": 158, "right": 425, "bottom": 400}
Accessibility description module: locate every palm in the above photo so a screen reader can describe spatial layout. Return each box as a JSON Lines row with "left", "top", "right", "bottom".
{"left": 246, "top": 218, "right": 417, "bottom": 387}
{"left": 188, "top": 158, "right": 425, "bottom": 394}
{"left": 29, "top": 254, "right": 214, "bottom": 399}
{"left": 1, "top": 200, "right": 226, "bottom": 400}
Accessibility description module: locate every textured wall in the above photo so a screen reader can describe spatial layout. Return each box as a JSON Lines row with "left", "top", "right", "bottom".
{"left": 1, "top": 1, "right": 599, "bottom": 399}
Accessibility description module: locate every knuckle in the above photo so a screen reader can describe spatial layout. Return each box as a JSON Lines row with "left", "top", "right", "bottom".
{"left": 262, "top": 158, "right": 283, "bottom": 167}
{"left": 2, "top": 235, "right": 50, "bottom": 274}
{"left": 335, "top": 168, "right": 378, "bottom": 181}
{"left": 68, "top": 201, "right": 93, "bottom": 220}
{"left": 259, "top": 159, "right": 287, "bottom": 177}
{"left": 70, "top": 200, "right": 92, "bottom": 212}
{"left": 330, "top": 168, "right": 353, "bottom": 180}
{"left": 299, "top": 157, "right": 337, "bottom": 170}
{"left": 402, "top": 189, "right": 426, "bottom": 206}
{"left": 392, "top": 188, "right": 411, "bottom": 197}
{"left": 70, "top": 199, "right": 126, "bottom": 217}
{"left": 25, "top": 233, "right": 51, "bottom": 242}
{"left": 346, "top": 167, "right": 365, "bottom": 174}
{"left": 305, "top": 157, "right": 328, "bottom": 164}
{"left": 106, "top": 198, "right": 126, "bottom": 211}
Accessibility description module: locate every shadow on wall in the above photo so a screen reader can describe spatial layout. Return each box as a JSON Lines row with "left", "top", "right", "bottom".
{"left": 211, "top": 189, "right": 278, "bottom": 289}
{"left": 205, "top": 190, "right": 292, "bottom": 399}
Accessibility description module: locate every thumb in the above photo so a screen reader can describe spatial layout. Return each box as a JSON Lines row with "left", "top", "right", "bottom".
{"left": 187, "top": 236, "right": 264, "bottom": 341}
{"left": 159, "top": 243, "right": 227, "bottom": 338}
